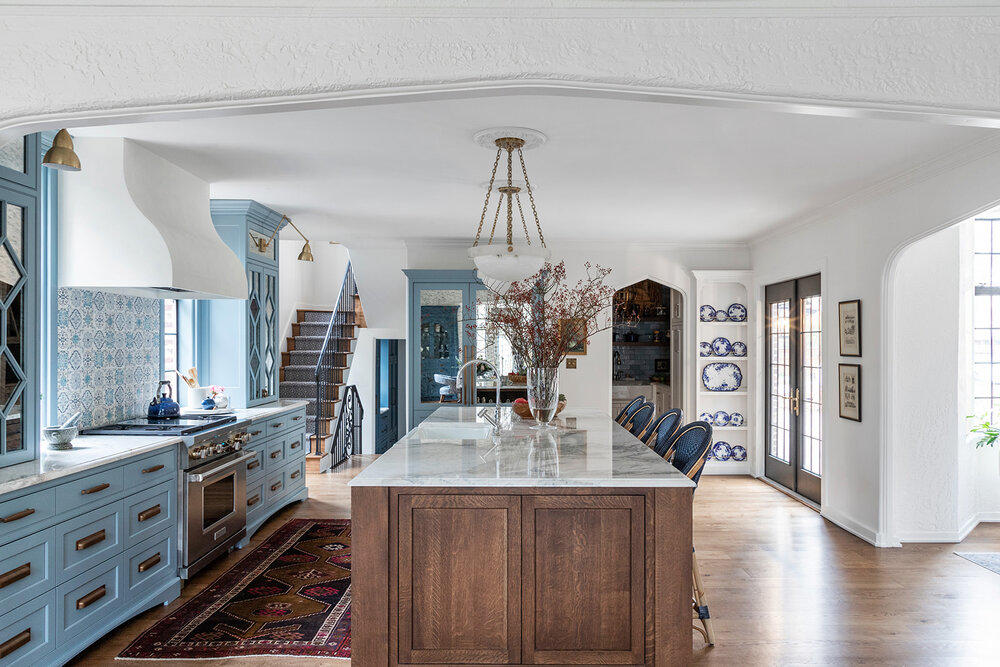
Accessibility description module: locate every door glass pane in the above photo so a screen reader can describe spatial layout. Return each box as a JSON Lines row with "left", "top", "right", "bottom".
{"left": 203, "top": 474, "right": 235, "bottom": 528}
{"left": 768, "top": 300, "right": 792, "bottom": 463}
{"left": 800, "top": 295, "right": 822, "bottom": 476}
{"left": 0, "top": 137, "right": 25, "bottom": 174}
{"left": 419, "top": 289, "right": 463, "bottom": 403}
{"left": 6, "top": 203, "right": 22, "bottom": 264}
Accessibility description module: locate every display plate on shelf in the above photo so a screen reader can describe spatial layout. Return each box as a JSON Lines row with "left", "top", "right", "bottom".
{"left": 714, "top": 308, "right": 729, "bottom": 322}
{"left": 728, "top": 303, "right": 747, "bottom": 322}
{"left": 713, "top": 410, "right": 730, "bottom": 426}
{"left": 699, "top": 305, "right": 716, "bottom": 322}
{"left": 731, "top": 444, "right": 747, "bottom": 461}
{"left": 731, "top": 341, "right": 747, "bottom": 357}
{"left": 699, "top": 341, "right": 712, "bottom": 357}
{"left": 711, "top": 337, "right": 732, "bottom": 356}
{"left": 702, "top": 362, "right": 743, "bottom": 392}
{"left": 729, "top": 412, "right": 745, "bottom": 426}
{"left": 698, "top": 411, "right": 714, "bottom": 423}
{"left": 712, "top": 441, "right": 732, "bottom": 461}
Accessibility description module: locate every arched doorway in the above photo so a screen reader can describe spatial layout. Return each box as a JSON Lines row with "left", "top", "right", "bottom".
{"left": 611, "top": 279, "right": 683, "bottom": 418}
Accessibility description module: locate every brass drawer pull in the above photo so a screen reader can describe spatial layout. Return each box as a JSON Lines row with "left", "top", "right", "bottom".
{"left": 247, "top": 494, "right": 261, "bottom": 507}
{"left": 137, "top": 553, "right": 161, "bottom": 573}
{"left": 0, "top": 629, "right": 30, "bottom": 659}
{"left": 248, "top": 460, "right": 260, "bottom": 471}
{"left": 137, "top": 504, "right": 161, "bottom": 522}
{"left": 1, "top": 508, "right": 34, "bottom": 523}
{"left": 141, "top": 464, "right": 165, "bottom": 474}
{"left": 292, "top": 415, "right": 303, "bottom": 421}
{"left": 250, "top": 430, "right": 262, "bottom": 436}
{"left": 81, "top": 482, "right": 110, "bottom": 495}
{"left": 290, "top": 441, "right": 300, "bottom": 450}
{"left": 76, "top": 585, "right": 106, "bottom": 610}
{"left": 290, "top": 470, "right": 301, "bottom": 480}
{"left": 272, "top": 422, "right": 283, "bottom": 428}
{"left": 270, "top": 482, "right": 282, "bottom": 492}
{"left": 270, "top": 451, "right": 280, "bottom": 459}
{"left": 75, "top": 529, "right": 106, "bottom": 551}
{"left": 0, "top": 563, "right": 31, "bottom": 589}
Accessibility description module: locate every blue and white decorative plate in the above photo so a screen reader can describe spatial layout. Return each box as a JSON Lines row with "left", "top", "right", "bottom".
{"left": 699, "top": 305, "right": 716, "bottom": 322}
{"left": 731, "top": 341, "right": 747, "bottom": 357}
{"left": 702, "top": 362, "right": 743, "bottom": 391}
{"left": 712, "top": 441, "right": 732, "bottom": 461}
{"left": 713, "top": 410, "right": 730, "bottom": 427}
{"left": 699, "top": 341, "right": 712, "bottom": 357}
{"left": 698, "top": 411, "right": 714, "bottom": 424}
{"left": 731, "top": 445, "right": 747, "bottom": 461}
{"left": 711, "top": 337, "right": 732, "bottom": 356}
{"left": 729, "top": 412, "right": 745, "bottom": 427}
{"left": 705, "top": 449, "right": 714, "bottom": 461}
{"left": 728, "top": 303, "right": 748, "bottom": 322}
{"left": 714, "top": 308, "right": 729, "bottom": 322}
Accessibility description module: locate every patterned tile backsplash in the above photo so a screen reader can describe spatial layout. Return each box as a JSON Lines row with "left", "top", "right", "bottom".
{"left": 56, "top": 288, "right": 162, "bottom": 428}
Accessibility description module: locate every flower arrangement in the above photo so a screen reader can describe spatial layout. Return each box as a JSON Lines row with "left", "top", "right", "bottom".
{"left": 969, "top": 414, "right": 999, "bottom": 448}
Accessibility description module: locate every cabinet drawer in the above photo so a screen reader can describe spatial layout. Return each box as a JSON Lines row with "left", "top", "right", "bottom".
{"left": 285, "top": 430, "right": 306, "bottom": 459}
{"left": 56, "top": 467, "right": 124, "bottom": 514}
{"left": 125, "top": 481, "right": 175, "bottom": 549}
{"left": 245, "top": 446, "right": 265, "bottom": 481}
{"left": 55, "top": 502, "right": 124, "bottom": 584}
{"left": 246, "top": 421, "right": 268, "bottom": 445}
{"left": 0, "top": 589, "right": 55, "bottom": 667}
{"left": 0, "top": 528, "right": 56, "bottom": 618}
{"left": 267, "top": 408, "right": 306, "bottom": 437}
{"left": 123, "top": 449, "right": 176, "bottom": 491}
{"left": 56, "top": 554, "right": 123, "bottom": 643}
{"left": 264, "top": 469, "right": 286, "bottom": 503}
{"left": 265, "top": 439, "right": 286, "bottom": 472}
{"left": 285, "top": 459, "right": 306, "bottom": 494}
{"left": 246, "top": 478, "right": 265, "bottom": 515}
{"left": 0, "top": 488, "right": 55, "bottom": 546}
{"left": 124, "top": 531, "right": 176, "bottom": 603}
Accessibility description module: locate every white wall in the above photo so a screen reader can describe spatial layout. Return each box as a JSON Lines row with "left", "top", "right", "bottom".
{"left": 278, "top": 240, "right": 351, "bottom": 350}
{"left": 751, "top": 140, "right": 1000, "bottom": 546}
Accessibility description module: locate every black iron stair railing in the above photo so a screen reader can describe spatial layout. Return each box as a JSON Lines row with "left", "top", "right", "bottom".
{"left": 313, "top": 262, "right": 357, "bottom": 459}
{"left": 330, "top": 385, "right": 363, "bottom": 468}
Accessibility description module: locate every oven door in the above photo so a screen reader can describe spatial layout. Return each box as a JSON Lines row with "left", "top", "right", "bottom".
{"left": 183, "top": 451, "right": 253, "bottom": 573}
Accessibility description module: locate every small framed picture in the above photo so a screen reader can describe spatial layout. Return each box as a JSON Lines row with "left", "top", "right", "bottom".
{"left": 838, "top": 363, "right": 861, "bottom": 421}
{"left": 565, "top": 358, "right": 577, "bottom": 369}
{"left": 838, "top": 299, "right": 862, "bottom": 357}
{"left": 559, "top": 318, "right": 588, "bottom": 355}
{"left": 655, "top": 359, "right": 669, "bottom": 372}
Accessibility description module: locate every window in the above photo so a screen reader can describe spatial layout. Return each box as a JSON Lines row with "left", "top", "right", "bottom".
{"left": 973, "top": 218, "right": 1000, "bottom": 415}
{"left": 163, "top": 299, "right": 180, "bottom": 393}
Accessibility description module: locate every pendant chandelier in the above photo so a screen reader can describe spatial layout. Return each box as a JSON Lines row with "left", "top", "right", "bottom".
{"left": 468, "top": 128, "right": 551, "bottom": 282}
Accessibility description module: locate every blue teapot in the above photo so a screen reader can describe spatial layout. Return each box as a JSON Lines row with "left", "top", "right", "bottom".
{"left": 148, "top": 380, "right": 181, "bottom": 419}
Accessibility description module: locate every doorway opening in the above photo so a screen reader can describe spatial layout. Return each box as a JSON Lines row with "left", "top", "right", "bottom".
{"left": 375, "top": 338, "right": 402, "bottom": 454}
{"left": 611, "top": 279, "right": 683, "bottom": 418}
{"left": 764, "top": 274, "right": 822, "bottom": 505}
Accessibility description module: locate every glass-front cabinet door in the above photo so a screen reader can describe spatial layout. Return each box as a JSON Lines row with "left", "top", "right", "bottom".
{"left": 247, "top": 264, "right": 278, "bottom": 405}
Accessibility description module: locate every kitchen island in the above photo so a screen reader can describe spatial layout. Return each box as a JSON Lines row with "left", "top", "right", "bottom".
{"left": 350, "top": 407, "right": 695, "bottom": 667}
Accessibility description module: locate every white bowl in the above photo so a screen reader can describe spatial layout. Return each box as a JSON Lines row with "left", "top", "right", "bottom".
{"left": 43, "top": 426, "right": 78, "bottom": 449}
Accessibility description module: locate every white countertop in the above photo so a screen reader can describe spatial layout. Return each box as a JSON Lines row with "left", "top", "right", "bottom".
{"left": 350, "top": 407, "right": 695, "bottom": 488}
{"left": 230, "top": 399, "right": 309, "bottom": 423}
{"left": 0, "top": 434, "right": 183, "bottom": 496}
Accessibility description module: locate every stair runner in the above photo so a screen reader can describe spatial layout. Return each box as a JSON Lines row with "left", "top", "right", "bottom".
{"left": 279, "top": 296, "right": 362, "bottom": 472}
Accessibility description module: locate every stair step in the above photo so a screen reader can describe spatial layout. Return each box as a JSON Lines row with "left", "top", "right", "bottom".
{"left": 305, "top": 452, "right": 331, "bottom": 474}
{"left": 297, "top": 309, "right": 333, "bottom": 324}
{"left": 280, "top": 364, "right": 348, "bottom": 382}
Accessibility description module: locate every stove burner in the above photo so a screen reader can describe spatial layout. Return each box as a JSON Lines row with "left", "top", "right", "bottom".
{"left": 82, "top": 414, "right": 236, "bottom": 436}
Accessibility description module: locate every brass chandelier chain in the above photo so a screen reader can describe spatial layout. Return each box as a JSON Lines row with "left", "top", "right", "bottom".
{"left": 473, "top": 136, "right": 547, "bottom": 251}
{"left": 472, "top": 147, "right": 502, "bottom": 247}
{"left": 518, "top": 147, "right": 546, "bottom": 248}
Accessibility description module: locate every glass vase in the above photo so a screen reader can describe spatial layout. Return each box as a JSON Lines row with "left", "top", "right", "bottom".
{"left": 527, "top": 367, "right": 560, "bottom": 427}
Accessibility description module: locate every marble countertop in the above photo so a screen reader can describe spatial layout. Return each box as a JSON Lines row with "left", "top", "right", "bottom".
{"left": 0, "top": 435, "right": 183, "bottom": 496}
{"left": 181, "top": 399, "right": 310, "bottom": 424}
{"left": 350, "top": 407, "right": 695, "bottom": 488}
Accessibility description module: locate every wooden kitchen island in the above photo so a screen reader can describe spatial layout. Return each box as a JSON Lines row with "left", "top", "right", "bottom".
{"left": 350, "top": 407, "right": 695, "bottom": 666}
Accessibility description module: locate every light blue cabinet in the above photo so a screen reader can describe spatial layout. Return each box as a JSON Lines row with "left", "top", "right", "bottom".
{"left": 198, "top": 200, "right": 284, "bottom": 408}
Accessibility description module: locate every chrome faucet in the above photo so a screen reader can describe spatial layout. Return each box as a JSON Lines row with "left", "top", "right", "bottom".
{"left": 457, "top": 357, "right": 503, "bottom": 434}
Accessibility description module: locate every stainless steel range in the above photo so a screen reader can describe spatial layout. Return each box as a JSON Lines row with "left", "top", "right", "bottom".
{"left": 83, "top": 415, "right": 253, "bottom": 578}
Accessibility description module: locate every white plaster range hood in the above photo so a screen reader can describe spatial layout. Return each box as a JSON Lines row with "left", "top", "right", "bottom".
{"left": 59, "top": 137, "right": 248, "bottom": 300}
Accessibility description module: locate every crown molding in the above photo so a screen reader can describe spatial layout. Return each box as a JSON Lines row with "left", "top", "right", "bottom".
{"left": 751, "top": 133, "right": 1000, "bottom": 247}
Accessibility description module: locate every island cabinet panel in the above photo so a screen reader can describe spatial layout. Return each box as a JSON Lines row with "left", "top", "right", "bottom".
{"left": 522, "top": 495, "right": 645, "bottom": 665}
{"left": 397, "top": 494, "right": 521, "bottom": 665}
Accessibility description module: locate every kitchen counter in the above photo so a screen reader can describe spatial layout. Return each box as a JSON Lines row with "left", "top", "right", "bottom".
{"left": 182, "top": 399, "right": 309, "bottom": 424}
{"left": 0, "top": 434, "right": 183, "bottom": 496}
{"left": 351, "top": 406, "right": 693, "bottom": 665}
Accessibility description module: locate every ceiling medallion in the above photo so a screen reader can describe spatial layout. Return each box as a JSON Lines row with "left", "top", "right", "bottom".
{"left": 468, "top": 127, "right": 551, "bottom": 282}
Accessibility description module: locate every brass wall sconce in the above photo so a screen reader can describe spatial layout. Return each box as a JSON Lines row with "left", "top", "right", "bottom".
{"left": 249, "top": 215, "right": 313, "bottom": 262}
{"left": 42, "top": 129, "right": 82, "bottom": 171}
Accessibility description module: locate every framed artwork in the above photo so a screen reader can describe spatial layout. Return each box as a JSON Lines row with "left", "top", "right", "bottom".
{"left": 655, "top": 358, "right": 669, "bottom": 372}
{"left": 559, "top": 318, "right": 587, "bottom": 355}
{"left": 565, "top": 357, "right": 577, "bottom": 369}
{"left": 838, "top": 299, "right": 862, "bottom": 357}
{"left": 838, "top": 363, "right": 861, "bottom": 421}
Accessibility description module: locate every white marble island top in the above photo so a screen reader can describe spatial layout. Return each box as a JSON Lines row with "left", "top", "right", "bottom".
{"left": 350, "top": 407, "right": 695, "bottom": 488}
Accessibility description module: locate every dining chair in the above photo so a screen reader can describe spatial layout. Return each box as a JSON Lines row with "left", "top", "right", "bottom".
{"left": 433, "top": 373, "right": 459, "bottom": 402}
{"left": 644, "top": 408, "right": 683, "bottom": 452}
{"left": 614, "top": 396, "right": 645, "bottom": 425}
{"left": 667, "top": 420, "right": 716, "bottom": 646}
{"left": 624, "top": 402, "right": 655, "bottom": 438}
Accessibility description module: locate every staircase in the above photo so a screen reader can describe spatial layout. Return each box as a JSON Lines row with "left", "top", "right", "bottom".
{"left": 279, "top": 264, "right": 364, "bottom": 472}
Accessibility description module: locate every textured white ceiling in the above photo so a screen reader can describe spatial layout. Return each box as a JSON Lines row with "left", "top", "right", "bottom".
{"left": 74, "top": 93, "right": 992, "bottom": 243}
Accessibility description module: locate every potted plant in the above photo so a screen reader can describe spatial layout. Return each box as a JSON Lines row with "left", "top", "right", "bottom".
{"left": 969, "top": 415, "right": 1000, "bottom": 449}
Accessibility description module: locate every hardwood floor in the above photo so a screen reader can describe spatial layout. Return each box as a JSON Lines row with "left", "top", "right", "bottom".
{"left": 71, "top": 463, "right": 1000, "bottom": 665}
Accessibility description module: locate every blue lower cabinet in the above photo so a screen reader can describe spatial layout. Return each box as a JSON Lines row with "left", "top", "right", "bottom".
{"left": 0, "top": 528, "right": 56, "bottom": 618}
{"left": 122, "top": 449, "right": 176, "bottom": 492}
{"left": 286, "top": 458, "right": 306, "bottom": 495}
{"left": 56, "top": 555, "right": 123, "bottom": 644}
{"left": 55, "top": 501, "right": 124, "bottom": 584}
{"left": 246, "top": 446, "right": 265, "bottom": 481}
{"left": 264, "top": 468, "right": 285, "bottom": 502}
{"left": 265, "top": 439, "right": 286, "bottom": 471}
{"left": 124, "top": 531, "right": 175, "bottom": 603}
{"left": 124, "top": 481, "right": 174, "bottom": 549}
{"left": 0, "top": 487, "right": 56, "bottom": 545}
{"left": 0, "top": 589, "right": 56, "bottom": 666}
{"left": 55, "top": 468, "right": 124, "bottom": 514}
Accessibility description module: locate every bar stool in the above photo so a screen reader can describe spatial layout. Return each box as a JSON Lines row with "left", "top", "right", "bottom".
{"left": 624, "top": 402, "right": 655, "bottom": 438}
{"left": 642, "top": 408, "right": 683, "bottom": 451}
{"left": 614, "top": 396, "right": 645, "bottom": 425}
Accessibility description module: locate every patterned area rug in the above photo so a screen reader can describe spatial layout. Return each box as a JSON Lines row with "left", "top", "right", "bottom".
{"left": 119, "top": 519, "right": 351, "bottom": 660}
{"left": 955, "top": 552, "right": 1000, "bottom": 576}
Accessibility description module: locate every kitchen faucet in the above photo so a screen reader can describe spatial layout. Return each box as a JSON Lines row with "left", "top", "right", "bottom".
{"left": 457, "top": 358, "right": 503, "bottom": 434}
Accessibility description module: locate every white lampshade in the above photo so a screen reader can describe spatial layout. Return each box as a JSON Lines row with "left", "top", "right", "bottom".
{"left": 468, "top": 243, "right": 550, "bottom": 282}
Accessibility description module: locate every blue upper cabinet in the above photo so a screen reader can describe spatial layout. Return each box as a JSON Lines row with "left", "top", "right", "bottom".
{"left": 0, "top": 134, "right": 40, "bottom": 468}
{"left": 198, "top": 200, "right": 283, "bottom": 408}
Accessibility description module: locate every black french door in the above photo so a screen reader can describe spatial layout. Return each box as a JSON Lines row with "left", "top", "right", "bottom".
{"left": 765, "top": 274, "right": 822, "bottom": 504}
{"left": 375, "top": 339, "right": 400, "bottom": 454}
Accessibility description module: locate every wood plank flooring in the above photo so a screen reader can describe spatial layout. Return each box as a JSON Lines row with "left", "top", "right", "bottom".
{"left": 71, "top": 462, "right": 1000, "bottom": 665}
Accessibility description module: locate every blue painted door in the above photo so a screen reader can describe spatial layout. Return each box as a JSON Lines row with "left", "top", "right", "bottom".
{"left": 375, "top": 339, "right": 399, "bottom": 454}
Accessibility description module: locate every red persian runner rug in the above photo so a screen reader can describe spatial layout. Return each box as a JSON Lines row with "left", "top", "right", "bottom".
{"left": 119, "top": 519, "right": 351, "bottom": 660}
